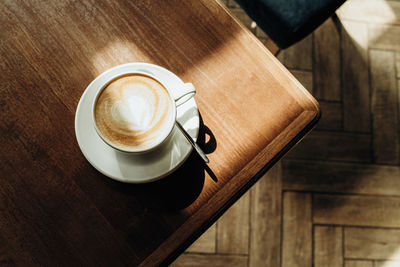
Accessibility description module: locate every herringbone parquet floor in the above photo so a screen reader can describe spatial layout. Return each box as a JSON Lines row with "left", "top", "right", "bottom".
{"left": 172, "top": 0, "right": 400, "bottom": 266}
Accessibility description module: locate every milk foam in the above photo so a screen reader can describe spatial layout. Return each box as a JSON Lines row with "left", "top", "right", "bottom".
{"left": 94, "top": 74, "right": 174, "bottom": 151}
{"left": 111, "top": 88, "right": 153, "bottom": 130}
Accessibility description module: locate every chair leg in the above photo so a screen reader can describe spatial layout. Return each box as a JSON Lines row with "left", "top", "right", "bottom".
{"left": 331, "top": 13, "right": 342, "bottom": 32}
{"left": 264, "top": 38, "right": 280, "bottom": 56}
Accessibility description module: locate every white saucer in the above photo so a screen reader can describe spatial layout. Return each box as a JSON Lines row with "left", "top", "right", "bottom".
{"left": 74, "top": 63, "right": 200, "bottom": 183}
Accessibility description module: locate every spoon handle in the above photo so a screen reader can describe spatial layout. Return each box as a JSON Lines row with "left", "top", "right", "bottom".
{"left": 175, "top": 121, "right": 209, "bottom": 164}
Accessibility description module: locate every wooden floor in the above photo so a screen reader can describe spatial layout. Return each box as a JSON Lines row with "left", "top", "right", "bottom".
{"left": 172, "top": 0, "right": 400, "bottom": 266}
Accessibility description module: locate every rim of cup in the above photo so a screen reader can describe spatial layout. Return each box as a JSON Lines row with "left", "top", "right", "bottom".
{"left": 91, "top": 71, "right": 177, "bottom": 154}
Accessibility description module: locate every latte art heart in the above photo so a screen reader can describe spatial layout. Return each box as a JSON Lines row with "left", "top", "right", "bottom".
{"left": 94, "top": 74, "right": 174, "bottom": 151}
{"left": 111, "top": 94, "right": 153, "bottom": 130}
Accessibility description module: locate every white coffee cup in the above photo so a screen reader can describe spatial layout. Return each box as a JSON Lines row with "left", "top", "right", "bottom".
{"left": 91, "top": 71, "right": 195, "bottom": 154}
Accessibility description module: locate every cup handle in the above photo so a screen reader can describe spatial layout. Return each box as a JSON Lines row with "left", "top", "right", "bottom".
{"left": 174, "top": 83, "right": 196, "bottom": 107}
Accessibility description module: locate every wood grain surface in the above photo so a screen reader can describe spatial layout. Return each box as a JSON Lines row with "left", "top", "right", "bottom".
{"left": 342, "top": 20, "right": 370, "bottom": 133}
{"left": 314, "top": 226, "right": 343, "bottom": 267}
{"left": 345, "top": 227, "right": 400, "bottom": 260}
{"left": 282, "top": 192, "right": 312, "bottom": 267}
{"left": 249, "top": 163, "right": 282, "bottom": 267}
{"left": 0, "top": 0, "right": 319, "bottom": 266}
{"left": 313, "top": 194, "right": 400, "bottom": 228}
{"left": 314, "top": 18, "right": 341, "bottom": 101}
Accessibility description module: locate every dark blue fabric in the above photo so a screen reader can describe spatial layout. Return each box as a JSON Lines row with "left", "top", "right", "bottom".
{"left": 235, "top": 0, "right": 346, "bottom": 48}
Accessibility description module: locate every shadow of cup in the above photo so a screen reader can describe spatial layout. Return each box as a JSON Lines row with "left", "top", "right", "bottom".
{"left": 109, "top": 145, "right": 206, "bottom": 212}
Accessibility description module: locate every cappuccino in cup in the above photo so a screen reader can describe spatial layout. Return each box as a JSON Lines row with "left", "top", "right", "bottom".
{"left": 93, "top": 72, "right": 195, "bottom": 153}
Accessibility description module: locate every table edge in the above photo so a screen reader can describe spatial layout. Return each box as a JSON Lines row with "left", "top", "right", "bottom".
{"left": 143, "top": 106, "right": 320, "bottom": 266}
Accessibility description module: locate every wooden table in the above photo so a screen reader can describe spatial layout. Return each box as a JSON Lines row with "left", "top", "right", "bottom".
{"left": 0, "top": 0, "right": 319, "bottom": 266}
